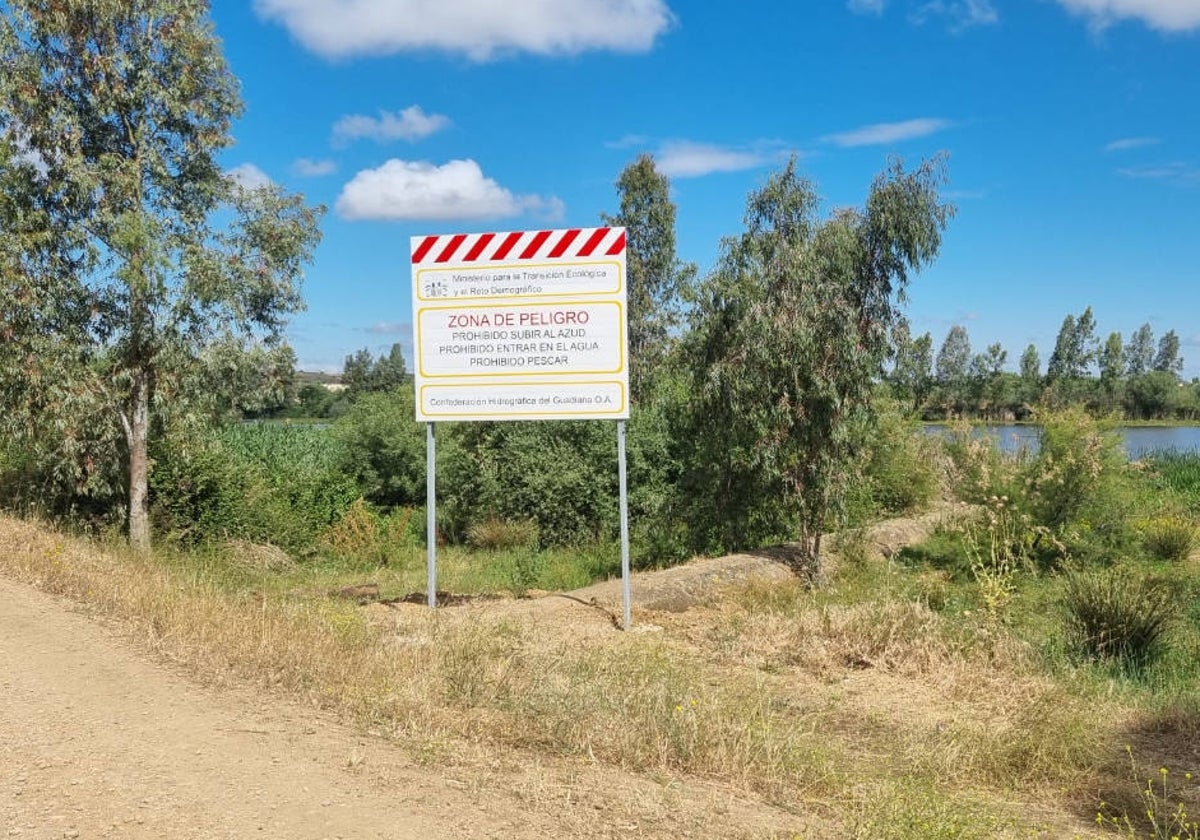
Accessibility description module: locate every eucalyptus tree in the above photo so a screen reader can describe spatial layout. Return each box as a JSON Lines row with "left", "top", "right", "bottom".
{"left": 935, "top": 325, "right": 971, "bottom": 412}
{"left": 890, "top": 320, "right": 934, "bottom": 411}
{"left": 1153, "top": 329, "right": 1184, "bottom": 376}
{"left": 1099, "top": 331, "right": 1124, "bottom": 407}
{"left": 684, "top": 157, "right": 952, "bottom": 573}
{"left": 1019, "top": 343, "right": 1041, "bottom": 401}
{"left": 602, "top": 154, "right": 695, "bottom": 402}
{"left": 1126, "top": 322, "right": 1155, "bottom": 377}
{"left": 969, "top": 342, "right": 1008, "bottom": 417}
{"left": 0, "top": 1, "right": 323, "bottom": 550}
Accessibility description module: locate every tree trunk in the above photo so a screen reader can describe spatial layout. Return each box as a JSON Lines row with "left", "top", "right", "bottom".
{"left": 127, "top": 369, "right": 151, "bottom": 554}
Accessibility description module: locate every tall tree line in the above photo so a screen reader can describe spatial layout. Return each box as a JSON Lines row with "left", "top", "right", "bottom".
{"left": 889, "top": 312, "right": 1197, "bottom": 420}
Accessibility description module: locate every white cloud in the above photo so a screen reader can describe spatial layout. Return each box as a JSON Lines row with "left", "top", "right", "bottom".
{"left": 655, "top": 141, "right": 773, "bottom": 178}
{"left": 1054, "top": 0, "right": 1200, "bottom": 31}
{"left": 335, "top": 158, "right": 562, "bottom": 221}
{"left": 332, "top": 106, "right": 451, "bottom": 145}
{"left": 823, "top": 118, "right": 953, "bottom": 147}
{"left": 253, "top": 0, "right": 675, "bottom": 60}
{"left": 847, "top": 0, "right": 887, "bottom": 14}
{"left": 1118, "top": 162, "right": 1200, "bottom": 185}
{"left": 910, "top": 0, "right": 998, "bottom": 30}
{"left": 227, "top": 163, "right": 273, "bottom": 191}
{"left": 1105, "top": 136, "right": 1161, "bottom": 151}
{"left": 292, "top": 157, "right": 337, "bottom": 176}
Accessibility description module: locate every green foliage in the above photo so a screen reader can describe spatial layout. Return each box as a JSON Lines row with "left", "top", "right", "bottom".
{"left": 318, "top": 500, "right": 419, "bottom": 568}
{"left": 150, "top": 423, "right": 359, "bottom": 554}
{"left": 624, "top": 368, "right": 696, "bottom": 567}
{"left": 279, "top": 383, "right": 343, "bottom": 420}
{"left": 682, "top": 156, "right": 952, "bottom": 570}
{"left": 858, "top": 401, "right": 940, "bottom": 517}
{"left": 1100, "top": 331, "right": 1126, "bottom": 408}
{"left": 440, "top": 420, "right": 619, "bottom": 547}
{"left": 1141, "top": 517, "right": 1198, "bottom": 563}
{"left": 333, "top": 389, "right": 425, "bottom": 508}
{"left": 1047, "top": 306, "right": 1098, "bottom": 382}
{"left": 0, "top": 392, "right": 126, "bottom": 527}
{"left": 341, "top": 343, "right": 408, "bottom": 401}
{"left": 935, "top": 324, "right": 972, "bottom": 414}
{"left": 963, "top": 496, "right": 1038, "bottom": 622}
{"left": 1154, "top": 330, "right": 1184, "bottom": 375}
{"left": 1145, "top": 450, "right": 1200, "bottom": 513}
{"left": 1023, "top": 408, "right": 1139, "bottom": 563}
{"left": 1062, "top": 567, "right": 1177, "bottom": 668}
{"left": 601, "top": 154, "right": 695, "bottom": 402}
{"left": 1126, "top": 372, "right": 1183, "bottom": 420}
{"left": 0, "top": 0, "right": 324, "bottom": 549}
{"left": 1128, "top": 323, "right": 1156, "bottom": 377}
{"left": 889, "top": 321, "right": 934, "bottom": 412}
{"left": 883, "top": 309, "right": 1193, "bottom": 421}
{"left": 940, "top": 421, "right": 1024, "bottom": 505}
{"left": 897, "top": 525, "right": 974, "bottom": 580}
{"left": 849, "top": 776, "right": 1009, "bottom": 839}
{"left": 467, "top": 517, "right": 539, "bottom": 552}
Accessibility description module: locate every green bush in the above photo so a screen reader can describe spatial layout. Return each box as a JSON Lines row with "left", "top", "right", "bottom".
{"left": 1142, "top": 517, "right": 1198, "bottom": 563}
{"left": 439, "top": 420, "right": 619, "bottom": 547}
{"left": 466, "top": 517, "right": 539, "bottom": 551}
{"left": 625, "top": 378, "right": 694, "bottom": 567}
{"left": 1022, "top": 409, "right": 1142, "bottom": 565}
{"left": 0, "top": 406, "right": 126, "bottom": 528}
{"left": 859, "top": 401, "right": 940, "bottom": 516}
{"left": 1062, "top": 567, "right": 1177, "bottom": 668}
{"left": 333, "top": 389, "right": 426, "bottom": 508}
{"left": 940, "top": 419, "right": 1022, "bottom": 505}
{"left": 151, "top": 423, "right": 360, "bottom": 554}
{"left": 318, "top": 499, "right": 420, "bottom": 567}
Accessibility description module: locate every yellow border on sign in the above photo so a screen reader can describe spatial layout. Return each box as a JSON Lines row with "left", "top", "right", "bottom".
{"left": 416, "top": 301, "right": 626, "bottom": 379}
{"left": 419, "top": 381, "right": 628, "bottom": 419}
{"left": 415, "top": 260, "right": 623, "bottom": 302}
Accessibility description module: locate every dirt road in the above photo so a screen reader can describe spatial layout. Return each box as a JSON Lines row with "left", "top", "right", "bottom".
{"left": 0, "top": 576, "right": 564, "bottom": 840}
{"left": 1, "top": 573, "right": 811, "bottom": 840}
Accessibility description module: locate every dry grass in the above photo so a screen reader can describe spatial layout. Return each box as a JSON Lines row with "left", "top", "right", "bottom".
{"left": 0, "top": 514, "right": 1129, "bottom": 837}
{"left": 683, "top": 576, "right": 1113, "bottom": 795}
{"left": 0, "top": 515, "right": 831, "bottom": 802}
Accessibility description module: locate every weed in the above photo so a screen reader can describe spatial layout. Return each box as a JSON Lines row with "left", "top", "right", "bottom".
{"left": 848, "top": 775, "right": 1010, "bottom": 839}
{"left": 1097, "top": 747, "right": 1199, "bottom": 839}
{"left": 1141, "top": 517, "right": 1198, "bottom": 563}
{"left": 467, "top": 517, "right": 539, "bottom": 551}
{"left": 1062, "top": 567, "right": 1177, "bottom": 669}
{"left": 963, "top": 496, "right": 1030, "bottom": 622}
{"left": 1145, "top": 450, "right": 1200, "bottom": 514}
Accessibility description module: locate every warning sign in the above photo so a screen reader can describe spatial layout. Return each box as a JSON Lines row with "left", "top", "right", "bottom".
{"left": 411, "top": 227, "right": 629, "bottom": 421}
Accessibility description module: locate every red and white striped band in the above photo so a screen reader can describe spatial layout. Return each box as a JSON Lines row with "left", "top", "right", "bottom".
{"left": 410, "top": 227, "right": 626, "bottom": 265}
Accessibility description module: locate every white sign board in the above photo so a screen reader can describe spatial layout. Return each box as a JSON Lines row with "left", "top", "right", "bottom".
{"left": 411, "top": 227, "right": 629, "bottom": 422}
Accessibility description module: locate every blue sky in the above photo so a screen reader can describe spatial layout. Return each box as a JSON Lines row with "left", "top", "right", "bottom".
{"left": 211, "top": 0, "right": 1200, "bottom": 378}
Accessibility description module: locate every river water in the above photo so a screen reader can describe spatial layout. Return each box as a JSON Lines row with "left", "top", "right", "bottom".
{"left": 923, "top": 424, "right": 1200, "bottom": 457}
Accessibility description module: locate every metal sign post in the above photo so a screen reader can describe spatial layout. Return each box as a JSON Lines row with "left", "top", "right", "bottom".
{"left": 617, "top": 419, "right": 631, "bottom": 630}
{"left": 426, "top": 422, "right": 437, "bottom": 609}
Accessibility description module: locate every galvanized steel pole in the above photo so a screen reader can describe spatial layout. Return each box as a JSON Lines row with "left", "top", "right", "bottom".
{"left": 426, "top": 422, "right": 437, "bottom": 609}
{"left": 617, "top": 419, "right": 631, "bottom": 630}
